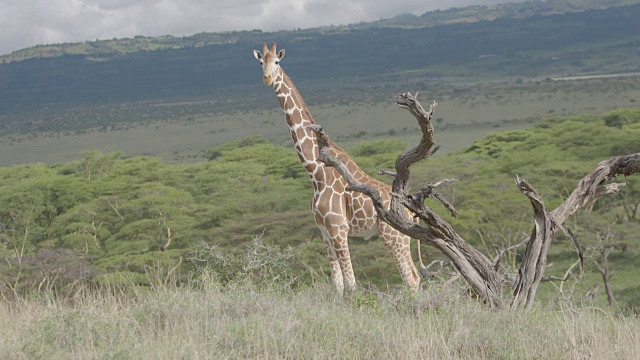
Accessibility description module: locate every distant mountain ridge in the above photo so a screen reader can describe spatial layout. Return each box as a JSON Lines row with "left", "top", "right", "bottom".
{"left": 1, "top": 0, "right": 638, "bottom": 63}
{"left": 1, "top": 0, "right": 640, "bottom": 136}
{"left": 352, "top": 0, "right": 640, "bottom": 29}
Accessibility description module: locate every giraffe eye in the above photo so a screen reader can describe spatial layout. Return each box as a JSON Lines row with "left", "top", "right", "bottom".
{"left": 275, "top": 61, "right": 279, "bottom": 65}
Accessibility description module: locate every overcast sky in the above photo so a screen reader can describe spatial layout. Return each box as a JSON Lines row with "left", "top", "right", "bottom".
{"left": 0, "top": 0, "right": 520, "bottom": 55}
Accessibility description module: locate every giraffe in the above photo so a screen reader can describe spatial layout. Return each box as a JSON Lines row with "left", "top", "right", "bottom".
{"left": 253, "top": 43, "right": 420, "bottom": 294}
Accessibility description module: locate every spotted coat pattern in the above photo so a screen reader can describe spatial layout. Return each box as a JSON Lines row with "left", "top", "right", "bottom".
{"left": 255, "top": 43, "right": 420, "bottom": 294}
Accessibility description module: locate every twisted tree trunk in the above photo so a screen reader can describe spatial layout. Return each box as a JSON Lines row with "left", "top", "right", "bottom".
{"left": 307, "top": 92, "right": 640, "bottom": 309}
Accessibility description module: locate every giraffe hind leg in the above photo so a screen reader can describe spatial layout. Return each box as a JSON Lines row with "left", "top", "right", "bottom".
{"left": 320, "top": 221, "right": 356, "bottom": 295}
{"left": 332, "top": 228, "right": 357, "bottom": 294}
{"left": 378, "top": 221, "right": 421, "bottom": 292}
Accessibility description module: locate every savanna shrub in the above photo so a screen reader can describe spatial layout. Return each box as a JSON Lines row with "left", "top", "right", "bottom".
{"left": 188, "top": 234, "right": 298, "bottom": 287}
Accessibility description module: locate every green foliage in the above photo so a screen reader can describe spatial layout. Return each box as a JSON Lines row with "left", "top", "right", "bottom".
{"left": 0, "top": 112, "right": 639, "bottom": 307}
{"left": 349, "top": 139, "right": 408, "bottom": 174}
{"left": 467, "top": 112, "right": 640, "bottom": 162}
{"left": 603, "top": 109, "right": 640, "bottom": 128}
{"left": 188, "top": 235, "right": 298, "bottom": 287}
{"left": 0, "top": 139, "right": 317, "bottom": 296}
{"left": 72, "top": 150, "right": 125, "bottom": 181}
{"left": 350, "top": 138, "right": 407, "bottom": 157}
{"left": 353, "top": 292, "right": 383, "bottom": 313}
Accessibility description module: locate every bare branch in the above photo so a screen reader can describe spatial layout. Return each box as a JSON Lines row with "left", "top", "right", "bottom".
{"left": 594, "top": 246, "right": 617, "bottom": 307}
{"left": 310, "top": 91, "right": 640, "bottom": 310}
{"left": 392, "top": 93, "right": 438, "bottom": 196}
{"left": 510, "top": 154, "right": 640, "bottom": 308}
{"left": 413, "top": 179, "right": 458, "bottom": 204}
{"left": 509, "top": 153, "right": 640, "bottom": 310}
{"left": 410, "top": 179, "right": 459, "bottom": 217}
{"left": 158, "top": 216, "right": 173, "bottom": 251}
{"left": 492, "top": 237, "right": 528, "bottom": 270}
{"left": 444, "top": 272, "right": 462, "bottom": 286}
{"left": 552, "top": 222, "right": 584, "bottom": 271}
{"left": 308, "top": 118, "right": 504, "bottom": 308}
{"left": 542, "top": 259, "right": 581, "bottom": 282}
{"left": 511, "top": 176, "right": 554, "bottom": 309}
{"left": 378, "top": 169, "right": 397, "bottom": 178}
{"left": 106, "top": 197, "right": 125, "bottom": 221}
{"left": 551, "top": 153, "right": 640, "bottom": 224}
{"left": 308, "top": 93, "right": 506, "bottom": 307}
{"left": 431, "top": 179, "right": 458, "bottom": 188}
{"left": 160, "top": 227, "right": 172, "bottom": 251}
{"left": 164, "top": 256, "right": 182, "bottom": 285}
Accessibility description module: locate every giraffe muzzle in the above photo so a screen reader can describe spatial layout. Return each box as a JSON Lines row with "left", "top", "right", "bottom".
{"left": 263, "top": 75, "right": 273, "bottom": 86}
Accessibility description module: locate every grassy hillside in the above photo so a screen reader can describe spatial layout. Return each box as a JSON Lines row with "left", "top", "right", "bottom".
{"left": 1, "top": 109, "right": 638, "bottom": 309}
{"left": 1, "top": 3, "right": 640, "bottom": 127}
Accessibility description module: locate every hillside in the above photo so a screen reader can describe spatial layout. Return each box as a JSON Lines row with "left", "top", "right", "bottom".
{"left": 1, "top": 2, "right": 640, "bottom": 135}
{"left": 2, "top": 0, "right": 638, "bottom": 63}
{"left": 354, "top": 0, "right": 640, "bottom": 28}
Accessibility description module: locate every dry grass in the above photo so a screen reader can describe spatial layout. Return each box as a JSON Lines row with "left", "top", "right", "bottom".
{"left": 1, "top": 280, "right": 639, "bottom": 360}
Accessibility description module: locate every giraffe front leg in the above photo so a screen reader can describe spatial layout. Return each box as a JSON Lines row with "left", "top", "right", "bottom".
{"left": 320, "top": 227, "right": 344, "bottom": 295}
{"left": 328, "top": 224, "right": 357, "bottom": 294}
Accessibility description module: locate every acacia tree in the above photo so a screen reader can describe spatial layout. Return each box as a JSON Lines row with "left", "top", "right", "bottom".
{"left": 307, "top": 92, "right": 640, "bottom": 309}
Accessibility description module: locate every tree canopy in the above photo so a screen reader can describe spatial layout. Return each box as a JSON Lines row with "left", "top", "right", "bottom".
{"left": 0, "top": 109, "right": 638, "bottom": 308}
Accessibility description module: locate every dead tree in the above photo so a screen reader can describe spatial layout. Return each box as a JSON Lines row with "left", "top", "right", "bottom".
{"left": 594, "top": 245, "right": 617, "bottom": 307}
{"left": 591, "top": 226, "right": 627, "bottom": 307}
{"left": 307, "top": 92, "right": 640, "bottom": 309}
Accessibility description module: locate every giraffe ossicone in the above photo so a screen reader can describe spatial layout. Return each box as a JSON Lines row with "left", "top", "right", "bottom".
{"left": 253, "top": 42, "right": 421, "bottom": 294}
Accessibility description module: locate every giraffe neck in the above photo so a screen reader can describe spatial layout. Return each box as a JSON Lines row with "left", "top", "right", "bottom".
{"left": 273, "top": 68, "right": 321, "bottom": 177}
{"left": 272, "top": 67, "right": 375, "bottom": 190}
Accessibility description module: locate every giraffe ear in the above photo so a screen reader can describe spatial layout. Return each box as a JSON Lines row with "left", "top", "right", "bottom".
{"left": 277, "top": 49, "right": 285, "bottom": 60}
{"left": 253, "top": 50, "right": 263, "bottom": 61}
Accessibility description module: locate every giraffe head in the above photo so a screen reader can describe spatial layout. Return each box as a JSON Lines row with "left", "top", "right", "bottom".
{"left": 253, "top": 42, "right": 285, "bottom": 87}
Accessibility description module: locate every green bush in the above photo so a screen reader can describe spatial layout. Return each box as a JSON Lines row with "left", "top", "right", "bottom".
{"left": 603, "top": 109, "right": 640, "bottom": 128}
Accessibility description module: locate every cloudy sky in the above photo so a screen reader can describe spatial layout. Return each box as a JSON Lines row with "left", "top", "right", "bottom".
{"left": 0, "top": 0, "right": 519, "bottom": 55}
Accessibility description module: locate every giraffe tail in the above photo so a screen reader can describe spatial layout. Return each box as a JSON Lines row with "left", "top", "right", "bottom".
{"left": 416, "top": 238, "right": 432, "bottom": 279}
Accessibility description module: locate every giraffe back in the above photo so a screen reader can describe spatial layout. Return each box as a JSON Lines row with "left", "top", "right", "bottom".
{"left": 310, "top": 143, "right": 393, "bottom": 239}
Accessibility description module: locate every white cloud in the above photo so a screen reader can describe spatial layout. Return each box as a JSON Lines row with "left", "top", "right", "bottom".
{"left": 0, "top": 0, "right": 517, "bottom": 55}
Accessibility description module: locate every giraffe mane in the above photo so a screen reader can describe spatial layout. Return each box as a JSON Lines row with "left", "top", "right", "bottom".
{"left": 279, "top": 69, "right": 366, "bottom": 177}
